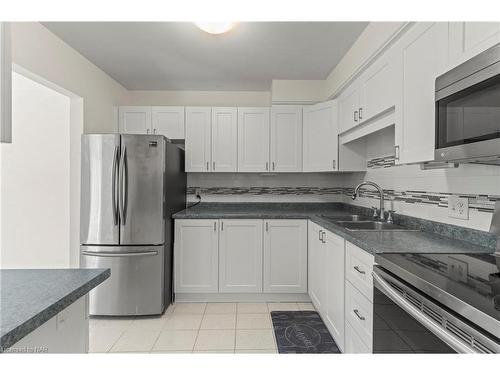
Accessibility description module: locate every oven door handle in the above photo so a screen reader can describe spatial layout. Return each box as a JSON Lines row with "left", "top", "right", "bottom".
{"left": 372, "top": 271, "right": 474, "bottom": 354}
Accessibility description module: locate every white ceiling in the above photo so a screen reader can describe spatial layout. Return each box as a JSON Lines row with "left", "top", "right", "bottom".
{"left": 43, "top": 22, "right": 368, "bottom": 91}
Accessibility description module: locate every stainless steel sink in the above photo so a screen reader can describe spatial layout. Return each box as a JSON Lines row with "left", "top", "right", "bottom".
{"left": 319, "top": 214, "right": 370, "bottom": 222}
{"left": 336, "top": 221, "right": 419, "bottom": 232}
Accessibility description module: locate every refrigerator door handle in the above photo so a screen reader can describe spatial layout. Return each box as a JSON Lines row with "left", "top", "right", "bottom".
{"left": 118, "top": 146, "right": 127, "bottom": 225}
{"left": 82, "top": 250, "right": 158, "bottom": 257}
{"left": 111, "top": 145, "right": 119, "bottom": 225}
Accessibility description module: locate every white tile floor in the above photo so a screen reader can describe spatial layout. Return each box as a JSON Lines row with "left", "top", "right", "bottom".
{"left": 89, "top": 302, "right": 315, "bottom": 353}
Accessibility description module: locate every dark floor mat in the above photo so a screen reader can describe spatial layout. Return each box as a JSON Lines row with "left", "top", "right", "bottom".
{"left": 271, "top": 311, "right": 341, "bottom": 354}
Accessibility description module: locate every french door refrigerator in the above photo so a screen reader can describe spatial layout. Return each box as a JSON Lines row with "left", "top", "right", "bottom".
{"left": 80, "top": 134, "right": 186, "bottom": 316}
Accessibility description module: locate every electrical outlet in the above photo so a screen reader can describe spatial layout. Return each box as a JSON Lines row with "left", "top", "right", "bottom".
{"left": 195, "top": 188, "right": 201, "bottom": 197}
{"left": 448, "top": 195, "right": 469, "bottom": 220}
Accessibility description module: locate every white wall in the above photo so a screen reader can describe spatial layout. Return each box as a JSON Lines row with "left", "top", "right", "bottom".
{"left": 0, "top": 73, "right": 71, "bottom": 268}
{"left": 11, "top": 22, "right": 128, "bottom": 133}
{"left": 123, "top": 90, "right": 271, "bottom": 107}
{"left": 270, "top": 80, "right": 324, "bottom": 104}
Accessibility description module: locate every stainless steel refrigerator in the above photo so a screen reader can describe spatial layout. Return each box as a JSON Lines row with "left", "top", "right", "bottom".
{"left": 80, "top": 134, "right": 186, "bottom": 316}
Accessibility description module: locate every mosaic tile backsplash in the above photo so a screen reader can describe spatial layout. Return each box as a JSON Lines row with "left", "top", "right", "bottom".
{"left": 187, "top": 186, "right": 499, "bottom": 213}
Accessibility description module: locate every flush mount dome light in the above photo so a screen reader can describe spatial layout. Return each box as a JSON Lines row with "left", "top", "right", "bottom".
{"left": 195, "top": 22, "right": 236, "bottom": 34}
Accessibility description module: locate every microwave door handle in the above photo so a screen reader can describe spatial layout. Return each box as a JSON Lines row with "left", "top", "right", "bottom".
{"left": 372, "top": 271, "right": 475, "bottom": 354}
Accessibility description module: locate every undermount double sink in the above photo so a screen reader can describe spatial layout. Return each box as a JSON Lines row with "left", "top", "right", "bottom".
{"left": 319, "top": 214, "right": 419, "bottom": 232}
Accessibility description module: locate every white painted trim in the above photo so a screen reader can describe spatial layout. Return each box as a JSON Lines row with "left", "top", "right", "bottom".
{"left": 175, "top": 293, "right": 311, "bottom": 303}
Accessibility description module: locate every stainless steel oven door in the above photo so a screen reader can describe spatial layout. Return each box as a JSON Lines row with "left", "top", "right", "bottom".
{"left": 372, "top": 267, "right": 500, "bottom": 353}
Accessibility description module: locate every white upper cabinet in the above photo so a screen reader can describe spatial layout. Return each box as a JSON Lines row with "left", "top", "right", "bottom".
{"left": 449, "top": 22, "right": 500, "bottom": 69}
{"left": 118, "top": 106, "right": 152, "bottom": 134}
{"left": 263, "top": 220, "right": 307, "bottom": 293}
{"left": 270, "top": 106, "right": 303, "bottom": 172}
{"left": 219, "top": 220, "right": 263, "bottom": 293}
{"left": 0, "top": 22, "right": 12, "bottom": 143}
{"left": 211, "top": 107, "right": 238, "bottom": 172}
{"left": 358, "top": 49, "right": 396, "bottom": 123}
{"left": 303, "top": 100, "right": 338, "bottom": 172}
{"left": 237, "top": 107, "right": 270, "bottom": 172}
{"left": 174, "top": 219, "right": 219, "bottom": 293}
{"left": 338, "top": 84, "right": 360, "bottom": 133}
{"left": 152, "top": 106, "right": 185, "bottom": 139}
{"left": 185, "top": 107, "right": 211, "bottom": 172}
{"left": 394, "top": 22, "right": 449, "bottom": 164}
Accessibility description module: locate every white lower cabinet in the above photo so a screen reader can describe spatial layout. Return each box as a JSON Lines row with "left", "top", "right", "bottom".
{"left": 345, "top": 321, "right": 371, "bottom": 353}
{"left": 12, "top": 296, "right": 89, "bottom": 353}
{"left": 263, "top": 220, "right": 307, "bottom": 293}
{"left": 219, "top": 220, "right": 263, "bottom": 293}
{"left": 345, "top": 281, "right": 373, "bottom": 350}
{"left": 174, "top": 219, "right": 219, "bottom": 293}
{"left": 307, "top": 221, "right": 327, "bottom": 312}
{"left": 324, "top": 230, "right": 345, "bottom": 352}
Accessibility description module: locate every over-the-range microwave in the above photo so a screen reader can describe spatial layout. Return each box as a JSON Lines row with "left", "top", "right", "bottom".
{"left": 435, "top": 43, "right": 500, "bottom": 165}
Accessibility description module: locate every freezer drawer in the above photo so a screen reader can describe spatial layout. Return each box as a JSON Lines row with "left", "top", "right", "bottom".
{"left": 81, "top": 245, "right": 164, "bottom": 316}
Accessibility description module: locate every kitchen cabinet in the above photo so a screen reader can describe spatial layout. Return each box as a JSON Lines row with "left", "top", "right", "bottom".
{"left": 118, "top": 106, "right": 152, "bottom": 134}
{"left": 345, "top": 281, "right": 373, "bottom": 350}
{"left": 308, "top": 221, "right": 327, "bottom": 312}
{"left": 270, "top": 106, "right": 303, "bottom": 172}
{"left": 1, "top": 22, "right": 11, "bottom": 143}
{"left": 345, "top": 321, "right": 371, "bottom": 353}
{"left": 174, "top": 219, "right": 219, "bottom": 293}
{"left": 323, "top": 229, "right": 345, "bottom": 352}
{"left": 152, "top": 106, "right": 185, "bottom": 139}
{"left": 211, "top": 107, "right": 238, "bottom": 172}
{"left": 345, "top": 242, "right": 374, "bottom": 302}
{"left": 338, "top": 84, "right": 360, "bottom": 133}
{"left": 185, "top": 107, "right": 212, "bottom": 172}
{"left": 263, "top": 220, "right": 307, "bottom": 293}
{"left": 449, "top": 22, "right": 500, "bottom": 69}
{"left": 303, "top": 100, "right": 338, "bottom": 172}
{"left": 219, "top": 220, "right": 263, "bottom": 293}
{"left": 394, "top": 22, "right": 448, "bottom": 164}
{"left": 12, "top": 296, "right": 89, "bottom": 353}
{"left": 237, "top": 107, "right": 270, "bottom": 172}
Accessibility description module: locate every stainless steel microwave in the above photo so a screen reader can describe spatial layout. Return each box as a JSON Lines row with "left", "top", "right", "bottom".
{"left": 435, "top": 43, "right": 500, "bottom": 165}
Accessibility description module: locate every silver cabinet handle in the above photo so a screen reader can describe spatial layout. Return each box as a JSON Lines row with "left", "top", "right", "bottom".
{"left": 394, "top": 145, "right": 400, "bottom": 161}
{"left": 265, "top": 222, "right": 269, "bottom": 232}
{"left": 321, "top": 231, "right": 326, "bottom": 244}
{"left": 318, "top": 230, "right": 322, "bottom": 241}
{"left": 353, "top": 266, "right": 366, "bottom": 275}
{"left": 353, "top": 309, "right": 365, "bottom": 321}
{"left": 206, "top": 161, "right": 209, "bottom": 171}
{"left": 372, "top": 271, "right": 475, "bottom": 353}
{"left": 272, "top": 162, "right": 275, "bottom": 171}
{"left": 214, "top": 221, "right": 217, "bottom": 231}
{"left": 146, "top": 128, "right": 150, "bottom": 134}
{"left": 82, "top": 250, "right": 158, "bottom": 257}
{"left": 359, "top": 107, "right": 363, "bottom": 120}
{"left": 111, "top": 145, "right": 119, "bottom": 225}
{"left": 221, "top": 221, "right": 224, "bottom": 231}
{"left": 153, "top": 128, "right": 156, "bottom": 134}
{"left": 266, "top": 162, "right": 269, "bottom": 171}
{"left": 213, "top": 161, "right": 215, "bottom": 171}
{"left": 354, "top": 110, "right": 358, "bottom": 122}
{"left": 332, "top": 160, "right": 336, "bottom": 170}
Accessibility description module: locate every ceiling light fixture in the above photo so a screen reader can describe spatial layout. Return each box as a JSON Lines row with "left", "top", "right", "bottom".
{"left": 195, "top": 22, "right": 236, "bottom": 34}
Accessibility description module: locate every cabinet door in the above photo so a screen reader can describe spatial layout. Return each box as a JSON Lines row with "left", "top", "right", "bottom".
{"left": 185, "top": 107, "right": 211, "bottom": 172}
{"left": 237, "top": 107, "right": 270, "bottom": 172}
{"left": 219, "top": 220, "right": 263, "bottom": 293}
{"left": 338, "top": 86, "right": 360, "bottom": 133}
{"left": 118, "top": 106, "right": 152, "bottom": 134}
{"left": 449, "top": 22, "right": 500, "bottom": 68}
{"left": 324, "top": 230, "right": 345, "bottom": 352}
{"left": 270, "top": 106, "right": 303, "bottom": 172}
{"left": 211, "top": 107, "right": 238, "bottom": 172}
{"left": 395, "top": 22, "right": 448, "bottom": 164}
{"left": 263, "top": 220, "right": 307, "bottom": 293}
{"left": 307, "top": 222, "right": 326, "bottom": 312}
{"left": 152, "top": 106, "right": 185, "bottom": 139}
{"left": 359, "top": 50, "right": 396, "bottom": 123}
{"left": 174, "top": 220, "right": 219, "bottom": 293}
{"left": 303, "top": 100, "right": 338, "bottom": 172}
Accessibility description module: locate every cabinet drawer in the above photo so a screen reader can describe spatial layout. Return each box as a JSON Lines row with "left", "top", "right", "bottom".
{"left": 345, "top": 242, "right": 374, "bottom": 302}
{"left": 345, "top": 281, "right": 373, "bottom": 348}
{"left": 345, "top": 321, "right": 372, "bottom": 353}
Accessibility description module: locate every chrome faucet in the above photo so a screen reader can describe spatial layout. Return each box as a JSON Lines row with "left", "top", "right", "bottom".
{"left": 352, "top": 181, "right": 386, "bottom": 221}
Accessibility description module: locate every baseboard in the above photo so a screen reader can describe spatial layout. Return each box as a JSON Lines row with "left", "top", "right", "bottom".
{"left": 174, "top": 293, "right": 311, "bottom": 303}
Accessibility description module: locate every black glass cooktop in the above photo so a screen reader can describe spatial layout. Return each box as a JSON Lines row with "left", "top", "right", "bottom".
{"left": 375, "top": 252, "right": 500, "bottom": 338}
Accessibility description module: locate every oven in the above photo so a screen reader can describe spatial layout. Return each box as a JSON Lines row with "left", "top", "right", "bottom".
{"left": 372, "top": 263, "right": 500, "bottom": 354}
{"left": 435, "top": 43, "right": 500, "bottom": 165}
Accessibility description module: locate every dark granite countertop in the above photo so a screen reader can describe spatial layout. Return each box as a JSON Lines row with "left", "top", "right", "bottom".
{"left": 0, "top": 268, "right": 110, "bottom": 351}
{"left": 173, "top": 202, "right": 495, "bottom": 256}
